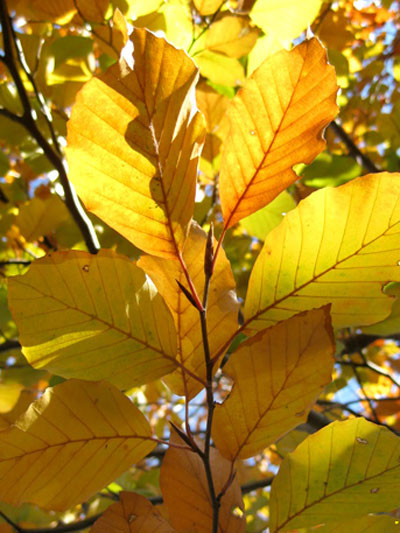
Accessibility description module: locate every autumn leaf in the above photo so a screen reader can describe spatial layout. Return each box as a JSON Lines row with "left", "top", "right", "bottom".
{"left": 193, "top": 0, "right": 223, "bottom": 16}
{"left": 0, "top": 380, "right": 155, "bottom": 510}
{"left": 204, "top": 16, "right": 258, "bottom": 58}
{"left": 250, "top": 0, "right": 323, "bottom": 43}
{"left": 90, "top": 492, "right": 176, "bottom": 532}
{"left": 212, "top": 307, "right": 335, "bottom": 460}
{"left": 160, "top": 428, "right": 246, "bottom": 532}
{"left": 269, "top": 418, "right": 400, "bottom": 531}
{"left": 66, "top": 27, "right": 205, "bottom": 260}
{"left": 139, "top": 222, "right": 239, "bottom": 398}
{"left": 244, "top": 173, "right": 400, "bottom": 332}
{"left": 219, "top": 37, "right": 338, "bottom": 228}
{"left": 8, "top": 249, "right": 178, "bottom": 389}
{"left": 15, "top": 196, "right": 69, "bottom": 242}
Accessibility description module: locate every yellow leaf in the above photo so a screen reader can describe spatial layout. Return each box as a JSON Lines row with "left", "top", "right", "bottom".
{"left": 244, "top": 173, "right": 400, "bottom": 332}
{"left": 314, "top": 514, "right": 400, "bottom": 532}
{"left": 219, "top": 38, "right": 338, "bottom": 228}
{"left": 66, "top": 28, "right": 205, "bottom": 260}
{"left": 160, "top": 428, "right": 246, "bottom": 532}
{"left": 158, "top": 2, "right": 193, "bottom": 50}
{"left": 212, "top": 307, "right": 334, "bottom": 460}
{"left": 14, "top": 0, "right": 108, "bottom": 24}
{"left": 0, "top": 382, "right": 23, "bottom": 413}
{"left": 193, "top": 0, "right": 223, "bottom": 16}
{"left": 93, "top": 9, "right": 129, "bottom": 58}
{"left": 15, "top": 196, "right": 69, "bottom": 242}
{"left": 8, "top": 249, "right": 177, "bottom": 389}
{"left": 128, "top": 0, "right": 162, "bottom": 18}
{"left": 90, "top": 491, "right": 176, "bottom": 532}
{"left": 269, "top": 418, "right": 400, "bottom": 532}
{"left": 139, "top": 222, "right": 239, "bottom": 398}
{"left": 195, "top": 50, "right": 245, "bottom": 87}
{"left": 0, "top": 379, "right": 155, "bottom": 511}
{"left": 205, "top": 16, "right": 258, "bottom": 58}
{"left": 250, "top": 0, "right": 323, "bottom": 43}
{"left": 196, "top": 81, "right": 229, "bottom": 134}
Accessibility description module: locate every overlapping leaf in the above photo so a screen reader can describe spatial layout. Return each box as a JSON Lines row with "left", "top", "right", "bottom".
{"left": 270, "top": 418, "right": 400, "bottom": 532}
{"left": 91, "top": 491, "right": 176, "bottom": 532}
{"left": 16, "top": 196, "right": 69, "bottom": 242}
{"left": 212, "top": 307, "right": 334, "bottom": 460}
{"left": 160, "top": 429, "right": 245, "bottom": 533}
{"left": 8, "top": 249, "right": 177, "bottom": 389}
{"left": 139, "top": 222, "right": 239, "bottom": 398}
{"left": 244, "top": 173, "right": 400, "bottom": 332}
{"left": 0, "top": 380, "right": 155, "bottom": 510}
{"left": 219, "top": 38, "right": 338, "bottom": 228}
{"left": 67, "top": 27, "right": 205, "bottom": 260}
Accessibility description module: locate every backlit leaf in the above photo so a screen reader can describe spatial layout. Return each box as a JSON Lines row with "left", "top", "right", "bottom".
{"left": 205, "top": 16, "right": 258, "bottom": 58}
{"left": 193, "top": 0, "right": 222, "bottom": 16}
{"left": 139, "top": 222, "right": 239, "bottom": 398}
{"left": 362, "top": 283, "right": 400, "bottom": 336}
{"left": 195, "top": 51, "right": 245, "bottom": 87}
{"left": 244, "top": 173, "right": 400, "bottom": 332}
{"left": 0, "top": 380, "right": 155, "bottom": 510}
{"left": 270, "top": 418, "right": 400, "bottom": 531}
{"left": 239, "top": 191, "right": 296, "bottom": 241}
{"left": 212, "top": 307, "right": 334, "bottom": 460}
{"left": 15, "top": 0, "right": 108, "bottom": 24}
{"left": 15, "top": 196, "right": 69, "bottom": 242}
{"left": 250, "top": 0, "right": 323, "bottom": 43}
{"left": 313, "top": 514, "right": 400, "bottom": 532}
{"left": 67, "top": 28, "right": 205, "bottom": 260}
{"left": 90, "top": 491, "right": 176, "bottom": 532}
{"left": 219, "top": 38, "right": 338, "bottom": 228}
{"left": 160, "top": 428, "right": 246, "bottom": 532}
{"left": 8, "top": 249, "right": 177, "bottom": 389}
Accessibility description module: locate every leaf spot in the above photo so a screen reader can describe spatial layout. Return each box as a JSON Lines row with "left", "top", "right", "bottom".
{"left": 356, "top": 437, "right": 368, "bottom": 444}
{"left": 295, "top": 409, "right": 306, "bottom": 417}
{"left": 128, "top": 514, "right": 136, "bottom": 523}
{"left": 82, "top": 264, "right": 90, "bottom": 273}
{"left": 249, "top": 130, "right": 255, "bottom": 135}
{"left": 370, "top": 487, "right": 379, "bottom": 494}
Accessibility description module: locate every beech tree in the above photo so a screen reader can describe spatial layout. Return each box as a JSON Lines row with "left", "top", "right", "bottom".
{"left": 2, "top": 0, "right": 400, "bottom": 531}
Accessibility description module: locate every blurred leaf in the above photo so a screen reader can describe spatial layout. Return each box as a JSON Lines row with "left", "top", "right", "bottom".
{"left": 301, "top": 152, "right": 362, "bottom": 188}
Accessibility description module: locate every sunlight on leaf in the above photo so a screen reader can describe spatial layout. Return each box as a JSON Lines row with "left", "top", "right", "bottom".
{"left": 67, "top": 27, "right": 205, "bottom": 259}
{"left": 139, "top": 222, "right": 239, "bottom": 398}
{"left": 213, "top": 307, "right": 334, "bottom": 460}
{"left": 0, "top": 380, "right": 155, "bottom": 510}
{"left": 219, "top": 38, "right": 338, "bottom": 228}
{"left": 244, "top": 173, "right": 400, "bottom": 332}
{"left": 250, "top": 0, "right": 323, "bottom": 43}
{"left": 8, "top": 249, "right": 177, "bottom": 389}
{"left": 270, "top": 418, "right": 400, "bottom": 531}
{"left": 160, "top": 428, "right": 246, "bottom": 533}
{"left": 90, "top": 491, "right": 176, "bottom": 532}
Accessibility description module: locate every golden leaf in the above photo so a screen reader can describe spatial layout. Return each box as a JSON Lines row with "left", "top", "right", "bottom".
{"left": 213, "top": 307, "right": 335, "bottom": 460}
{"left": 15, "top": 196, "right": 69, "bottom": 242}
{"left": 270, "top": 418, "right": 400, "bottom": 531}
{"left": 205, "top": 16, "right": 258, "bottom": 58}
{"left": 160, "top": 429, "right": 245, "bottom": 532}
{"left": 219, "top": 38, "right": 338, "bottom": 228}
{"left": 8, "top": 249, "right": 177, "bottom": 389}
{"left": 66, "top": 28, "right": 205, "bottom": 260}
{"left": 139, "top": 222, "right": 239, "bottom": 398}
{"left": 244, "top": 173, "right": 400, "bottom": 332}
{"left": 90, "top": 492, "right": 176, "bottom": 532}
{"left": 0, "top": 380, "right": 155, "bottom": 510}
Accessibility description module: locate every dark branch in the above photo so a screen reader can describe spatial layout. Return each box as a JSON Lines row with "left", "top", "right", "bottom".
{"left": 0, "top": 0, "right": 100, "bottom": 254}
{"left": 329, "top": 120, "right": 380, "bottom": 174}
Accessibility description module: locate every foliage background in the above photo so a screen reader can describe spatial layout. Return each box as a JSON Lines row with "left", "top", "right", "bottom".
{"left": 1, "top": 0, "right": 400, "bottom": 531}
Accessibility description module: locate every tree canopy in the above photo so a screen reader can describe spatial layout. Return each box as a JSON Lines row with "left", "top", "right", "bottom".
{"left": 1, "top": 0, "right": 400, "bottom": 532}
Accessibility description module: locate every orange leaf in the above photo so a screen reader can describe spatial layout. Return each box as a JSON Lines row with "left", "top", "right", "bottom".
{"left": 67, "top": 28, "right": 205, "bottom": 260}
{"left": 212, "top": 307, "right": 335, "bottom": 460}
{"left": 90, "top": 492, "right": 176, "bottom": 532}
{"left": 139, "top": 222, "right": 239, "bottom": 398}
{"left": 219, "top": 38, "right": 338, "bottom": 228}
{"left": 160, "top": 429, "right": 246, "bottom": 532}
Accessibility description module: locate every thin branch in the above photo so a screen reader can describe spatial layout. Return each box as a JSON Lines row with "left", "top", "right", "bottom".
{"left": 329, "top": 120, "right": 380, "bottom": 174}
{"left": 0, "top": 338, "right": 21, "bottom": 352}
{"left": 338, "top": 360, "right": 400, "bottom": 389}
{"left": 0, "top": 259, "right": 31, "bottom": 266}
{"left": 0, "top": 0, "right": 100, "bottom": 254}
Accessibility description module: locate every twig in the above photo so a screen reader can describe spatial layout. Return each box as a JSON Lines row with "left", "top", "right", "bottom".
{"left": 0, "top": 0, "right": 100, "bottom": 254}
{"left": 0, "top": 338, "right": 21, "bottom": 352}
{"left": 329, "top": 120, "right": 380, "bottom": 174}
{"left": 0, "top": 259, "right": 31, "bottom": 266}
